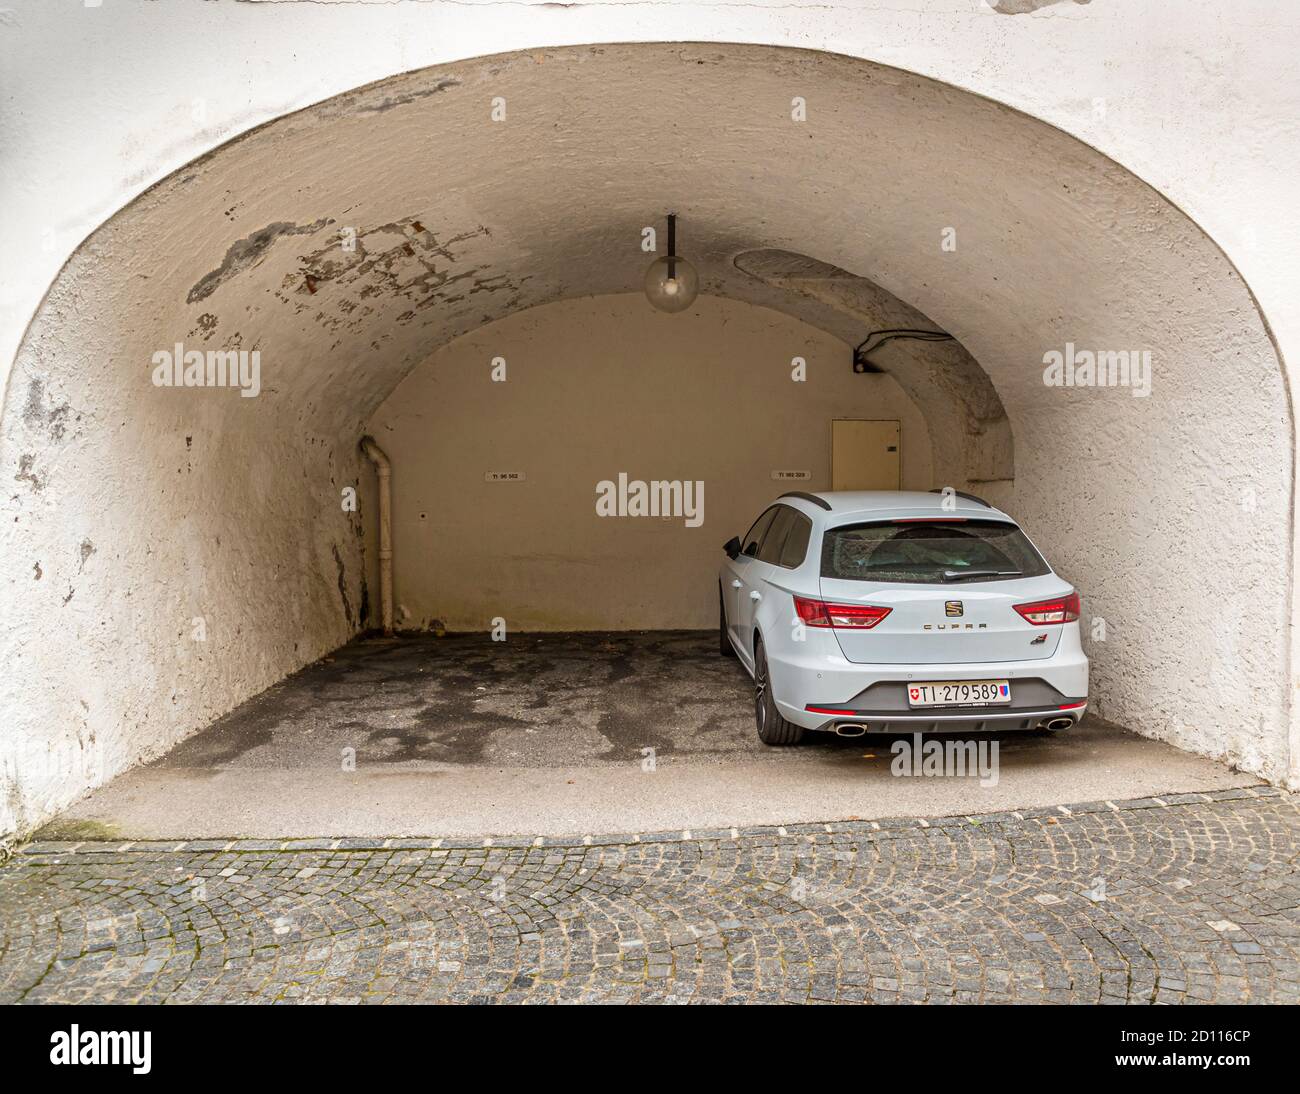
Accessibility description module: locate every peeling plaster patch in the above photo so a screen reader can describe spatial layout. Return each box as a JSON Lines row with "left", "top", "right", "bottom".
{"left": 15, "top": 453, "right": 44, "bottom": 493}
{"left": 187, "top": 219, "right": 331, "bottom": 304}
{"left": 192, "top": 313, "right": 219, "bottom": 341}
{"left": 79, "top": 539, "right": 95, "bottom": 571}
{"left": 22, "top": 378, "right": 70, "bottom": 441}
{"left": 286, "top": 220, "right": 505, "bottom": 331}
{"left": 355, "top": 79, "right": 461, "bottom": 114}
{"left": 32, "top": 561, "right": 41, "bottom": 581}
{"left": 989, "top": 0, "right": 1091, "bottom": 12}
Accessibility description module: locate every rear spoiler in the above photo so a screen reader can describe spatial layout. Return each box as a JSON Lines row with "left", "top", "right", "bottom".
{"left": 929, "top": 488, "right": 991, "bottom": 508}
{"left": 779, "top": 490, "right": 832, "bottom": 511}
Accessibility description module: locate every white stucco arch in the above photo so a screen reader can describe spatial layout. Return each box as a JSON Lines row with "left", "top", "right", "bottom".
{"left": 1, "top": 42, "right": 1292, "bottom": 839}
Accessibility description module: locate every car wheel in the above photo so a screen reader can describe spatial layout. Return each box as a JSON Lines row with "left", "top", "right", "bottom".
{"left": 719, "top": 585, "right": 735, "bottom": 657}
{"left": 753, "top": 639, "right": 803, "bottom": 746}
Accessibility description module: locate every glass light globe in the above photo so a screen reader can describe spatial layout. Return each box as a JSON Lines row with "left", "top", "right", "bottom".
{"left": 644, "top": 255, "right": 699, "bottom": 313}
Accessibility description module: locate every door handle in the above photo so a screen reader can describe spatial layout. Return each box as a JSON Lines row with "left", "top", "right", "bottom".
{"left": 750, "top": 591, "right": 762, "bottom": 601}
{"left": 731, "top": 580, "right": 742, "bottom": 588}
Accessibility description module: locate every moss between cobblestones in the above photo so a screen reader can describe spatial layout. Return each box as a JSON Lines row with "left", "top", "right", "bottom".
{"left": 30, "top": 817, "right": 121, "bottom": 841}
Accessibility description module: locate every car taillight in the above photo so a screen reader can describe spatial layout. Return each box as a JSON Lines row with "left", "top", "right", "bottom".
{"left": 793, "top": 595, "right": 891, "bottom": 629}
{"left": 1014, "top": 591, "right": 1080, "bottom": 625}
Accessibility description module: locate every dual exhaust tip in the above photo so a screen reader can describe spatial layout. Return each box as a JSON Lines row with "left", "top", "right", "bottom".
{"left": 832, "top": 715, "right": 1074, "bottom": 736}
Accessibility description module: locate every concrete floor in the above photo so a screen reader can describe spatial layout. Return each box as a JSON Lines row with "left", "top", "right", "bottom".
{"left": 42, "top": 631, "right": 1259, "bottom": 840}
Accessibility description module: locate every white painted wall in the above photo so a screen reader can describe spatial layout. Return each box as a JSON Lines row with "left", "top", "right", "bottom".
{"left": 365, "top": 294, "right": 933, "bottom": 631}
{"left": 0, "top": 236, "right": 369, "bottom": 840}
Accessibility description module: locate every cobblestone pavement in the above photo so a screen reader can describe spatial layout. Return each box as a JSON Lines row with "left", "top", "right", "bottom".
{"left": 2, "top": 788, "right": 1297, "bottom": 1004}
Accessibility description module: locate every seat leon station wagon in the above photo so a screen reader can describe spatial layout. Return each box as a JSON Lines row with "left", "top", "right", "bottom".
{"left": 718, "top": 490, "right": 1088, "bottom": 744}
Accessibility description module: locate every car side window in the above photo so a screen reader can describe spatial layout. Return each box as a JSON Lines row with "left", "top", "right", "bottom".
{"left": 741, "top": 508, "right": 778, "bottom": 557}
{"left": 757, "top": 506, "right": 798, "bottom": 565}
{"left": 777, "top": 512, "right": 813, "bottom": 569}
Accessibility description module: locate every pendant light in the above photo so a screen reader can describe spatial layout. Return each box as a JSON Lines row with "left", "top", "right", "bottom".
{"left": 644, "top": 213, "right": 699, "bottom": 313}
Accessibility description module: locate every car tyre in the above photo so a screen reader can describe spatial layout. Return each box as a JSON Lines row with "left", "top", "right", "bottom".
{"left": 754, "top": 639, "right": 803, "bottom": 746}
{"left": 719, "top": 585, "right": 736, "bottom": 657}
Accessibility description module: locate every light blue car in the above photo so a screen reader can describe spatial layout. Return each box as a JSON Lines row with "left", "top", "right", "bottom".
{"left": 719, "top": 490, "right": 1089, "bottom": 745}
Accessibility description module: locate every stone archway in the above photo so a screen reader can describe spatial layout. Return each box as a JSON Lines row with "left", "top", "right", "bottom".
{"left": 1, "top": 43, "right": 1290, "bottom": 838}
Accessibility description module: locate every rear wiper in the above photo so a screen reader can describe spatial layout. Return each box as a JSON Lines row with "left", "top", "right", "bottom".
{"left": 941, "top": 569, "right": 1021, "bottom": 582}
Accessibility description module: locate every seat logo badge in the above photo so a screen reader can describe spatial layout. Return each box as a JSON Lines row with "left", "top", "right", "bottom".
{"left": 945, "top": 601, "right": 963, "bottom": 617}
{"left": 1030, "top": 633, "right": 1048, "bottom": 645}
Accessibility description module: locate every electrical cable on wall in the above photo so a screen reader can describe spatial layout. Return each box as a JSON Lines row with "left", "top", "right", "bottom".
{"left": 853, "top": 328, "right": 954, "bottom": 373}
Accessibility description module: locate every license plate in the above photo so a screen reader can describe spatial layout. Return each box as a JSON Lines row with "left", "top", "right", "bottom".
{"left": 907, "top": 680, "right": 1011, "bottom": 708}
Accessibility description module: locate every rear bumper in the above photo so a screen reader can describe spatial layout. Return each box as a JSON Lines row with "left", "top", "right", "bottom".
{"left": 799, "top": 705, "right": 1086, "bottom": 734}
{"left": 765, "top": 625, "right": 1089, "bottom": 732}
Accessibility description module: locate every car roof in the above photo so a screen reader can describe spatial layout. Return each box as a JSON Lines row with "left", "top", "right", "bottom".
{"left": 776, "top": 490, "right": 1012, "bottom": 522}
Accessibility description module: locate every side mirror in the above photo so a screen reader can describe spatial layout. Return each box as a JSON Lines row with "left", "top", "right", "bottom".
{"left": 723, "top": 536, "right": 742, "bottom": 560}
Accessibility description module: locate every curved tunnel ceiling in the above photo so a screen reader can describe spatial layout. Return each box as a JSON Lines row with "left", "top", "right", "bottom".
{"left": 12, "top": 41, "right": 1275, "bottom": 451}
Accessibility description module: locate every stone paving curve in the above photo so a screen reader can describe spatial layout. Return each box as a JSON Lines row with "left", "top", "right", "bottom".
{"left": 1, "top": 787, "right": 1296, "bottom": 1004}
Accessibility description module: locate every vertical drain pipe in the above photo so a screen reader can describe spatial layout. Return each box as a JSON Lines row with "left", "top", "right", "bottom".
{"left": 360, "top": 436, "right": 394, "bottom": 636}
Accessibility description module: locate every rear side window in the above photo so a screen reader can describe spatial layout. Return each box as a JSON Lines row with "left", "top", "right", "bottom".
{"left": 742, "top": 507, "right": 778, "bottom": 557}
{"left": 821, "top": 519, "right": 1050, "bottom": 583}
{"left": 778, "top": 513, "right": 812, "bottom": 569}
{"left": 757, "top": 506, "right": 798, "bottom": 564}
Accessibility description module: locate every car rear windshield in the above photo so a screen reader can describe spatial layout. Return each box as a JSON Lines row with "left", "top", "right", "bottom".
{"left": 821, "top": 519, "right": 1051, "bottom": 583}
